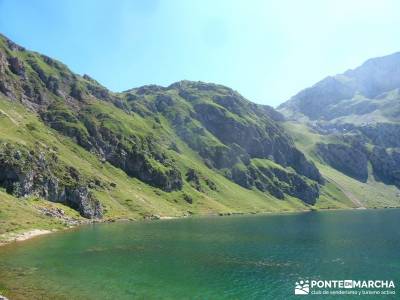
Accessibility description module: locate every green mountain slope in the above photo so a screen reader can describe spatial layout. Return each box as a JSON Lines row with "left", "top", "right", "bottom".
{"left": 1, "top": 33, "right": 359, "bottom": 236}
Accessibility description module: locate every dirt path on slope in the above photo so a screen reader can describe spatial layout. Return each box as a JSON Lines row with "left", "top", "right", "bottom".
{"left": 0, "top": 109, "right": 18, "bottom": 125}
{"left": 326, "top": 177, "right": 366, "bottom": 209}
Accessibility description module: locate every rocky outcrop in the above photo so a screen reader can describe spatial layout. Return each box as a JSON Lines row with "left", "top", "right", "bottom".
{"left": 105, "top": 145, "right": 182, "bottom": 192}
{"left": 369, "top": 147, "right": 400, "bottom": 188}
{"left": 7, "top": 56, "right": 25, "bottom": 76}
{"left": 192, "top": 101, "right": 322, "bottom": 183}
{"left": 0, "top": 143, "right": 103, "bottom": 218}
{"left": 311, "top": 122, "right": 400, "bottom": 186}
{"left": 316, "top": 143, "right": 368, "bottom": 182}
{"left": 80, "top": 120, "right": 183, "bottom": 192}
{"left": 40, "top": 103, "right": 183, "bottom": 192}
{"left": 185, "top": 168, "right": 217, "bottom": 192}
{"left": 359, "top": 123, "right": 400, "bottom": 148}
{"left": 186, "top": 168, "right": 202, "bottom": 191}
{"left": 229, "top": 161, "right": 319, "bottom": 205}
{"left": 270, "top": 167, "right": 319, "bottom": 205}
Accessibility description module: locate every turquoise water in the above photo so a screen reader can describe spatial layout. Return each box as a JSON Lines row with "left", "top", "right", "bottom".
{"left": 0, "top": 209, "right": 399, "bottom": 299}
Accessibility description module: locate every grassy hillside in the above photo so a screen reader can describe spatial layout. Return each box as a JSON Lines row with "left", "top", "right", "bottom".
{"left": 0, "top": 93, "right": 330, "bottom": 238}
{"left": 3, "top": 33, "right": 391, "bottom": 237}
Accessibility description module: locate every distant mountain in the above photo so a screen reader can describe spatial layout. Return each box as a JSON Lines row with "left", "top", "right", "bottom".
{"left": 278, "top": 52, "right": 400, "bottom": 124}
{"left": 1, "top": 33, "right": 340, "bottom": 235}
{"left": 278, "top": 52, "right": 400, "bottom": 202}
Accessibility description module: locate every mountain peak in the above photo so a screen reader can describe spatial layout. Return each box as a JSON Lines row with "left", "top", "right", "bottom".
{"left": 278, "top": 51, "right": 400, "bottom": 123}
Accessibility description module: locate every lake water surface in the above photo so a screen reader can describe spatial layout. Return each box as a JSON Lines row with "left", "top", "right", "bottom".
{"left": 0, "top": 209, "right": 399, "bottom": 299}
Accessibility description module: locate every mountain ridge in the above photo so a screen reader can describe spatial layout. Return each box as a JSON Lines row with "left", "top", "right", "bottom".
{"left": 2, "top": 33, "right": 355, "bottom": 237}
{"left": 278, "top": 51, "right": 400, "bottom": 123}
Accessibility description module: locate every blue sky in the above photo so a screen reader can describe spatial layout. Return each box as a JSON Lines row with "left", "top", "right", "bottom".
{"left": 1, "top": 0, "right": 400, "bottom": 106}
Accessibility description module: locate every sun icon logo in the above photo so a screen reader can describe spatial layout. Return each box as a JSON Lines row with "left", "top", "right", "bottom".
{"left": 295, "top": 280, "right": 310, "bottom": 295}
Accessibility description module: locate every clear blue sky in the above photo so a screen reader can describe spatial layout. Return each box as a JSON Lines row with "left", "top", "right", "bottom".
{"left": 1, "top": 0, "right": 400, "bottom": 107}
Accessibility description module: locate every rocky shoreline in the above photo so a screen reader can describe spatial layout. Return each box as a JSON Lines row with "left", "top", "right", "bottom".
{"left": 0, "top": 212, "right": 181, "bottom": 247}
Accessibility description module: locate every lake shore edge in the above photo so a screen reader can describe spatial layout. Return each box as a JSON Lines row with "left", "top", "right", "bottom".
{"left": 1, "top": 206, "right": 398, "bottom": 247}
{"left": 0, "top": 229, "right": 55, "bottom": 246}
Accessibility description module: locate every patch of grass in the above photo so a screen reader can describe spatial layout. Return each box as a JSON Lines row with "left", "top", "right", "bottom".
{"left": 0, "top": 191, "right": 69, "bottom": 238}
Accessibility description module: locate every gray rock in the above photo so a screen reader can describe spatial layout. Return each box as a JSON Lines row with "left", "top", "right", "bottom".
{"left": 7, "top": 56, "right": 25, "bottom": 76}
{"left": 369, "top": 147, "right": 400, "bottom": 188}
{"left": 316, "top": 143, "right": 368, "bottom": 182}
{"left": 0, "top": 144, "right": 103, "bottom": 219}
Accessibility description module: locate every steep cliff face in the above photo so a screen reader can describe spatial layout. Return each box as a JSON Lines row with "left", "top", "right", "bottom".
{"left": 0, "top": 33, "right": 326, "bottom": 223}
{"left": 0, "top": 143, "right": 103, "bottom": 218}
{"left": 316, "top": 143, "right": 368, "bottom": 182}
{"left": 369, "top": 147, "right": 400, "bottom": 188}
